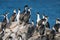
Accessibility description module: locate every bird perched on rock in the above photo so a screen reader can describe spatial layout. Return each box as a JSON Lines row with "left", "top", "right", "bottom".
{"left": 42, "top": 14, "right": 50, "bottom": 28}
{"left": 19, "top": 5, "right": 28, "bottom": 23}
{"left": 36, "top": 12, "right": 41, "bottom": 27}
{"left": 53, "top": 18, "right": 60, "bottom": 33}
{"left": 23, "top": 8, "right": 31, "bottom": 23}
{"left": 10, "top": 9, "right": 17, "bottom": 22}
{"left": 1, "top": 12, "right": 9, "bottom": 30}
{"left": 16, "top": 9, "right": 21, "bottom": 24}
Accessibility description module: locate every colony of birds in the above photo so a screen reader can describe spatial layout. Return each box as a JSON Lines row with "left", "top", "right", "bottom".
{"left": 0, "top": 5, "right": 60, "bottom": 40}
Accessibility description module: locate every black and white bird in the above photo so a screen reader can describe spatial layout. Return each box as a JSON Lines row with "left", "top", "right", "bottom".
{"left": 39, "top": 24, "right": 45, "bottom": 35}
{"left": 16, "top": 9, "right": 21, "bottom": 24}
{"left": 31, "top": 20, "right": 34, "bottom": 26}
{"left": 53, "top": 18, "right": 60, "bottom": 32}
{"left": 42, "top": 14, "right": 50, "bottom": 28}
{"left": 48, "top": 30, "right": 56, "bottom": 40}
{"left": 10, "top": 9, "right": 17, "bottom": 22}
{"left": 56, "top": 18, "right": 60, "bottom": 24}
{"left": 42, "top": 15, "right": 48, "bottom": 23}
{"left": 23, "top": 8, "right": 31, "bottom": 23}
{"left": 0, "top": 12, "right": 9, "bottom": 39}
{"left": 1, "top": 12, "right": 9, "bottom": 24}
{"left": 19, "top": 5, "right": 28, "bottom": 22}
{"left": 24, "top": 5, "right": 28, "bottom": 14}
{"left": 41, "top": 19, "right": 46, "bottom": 25}
{"left": 31, "top": 20, "right": 35, "bottom": 34}
{"left": 27, "top": 20, "right": 35, "bottom": 39}
{"left": 36, "top": 12, "right": 41, "bottom": 27}
{"left": 36, "top": 12, "right": 41, "bottom": 24}
{"left": 21, "top": 5, "right": 28, "bottom": 15}
{"left": 1, "top": 12, "right": 9, "bottom": 30}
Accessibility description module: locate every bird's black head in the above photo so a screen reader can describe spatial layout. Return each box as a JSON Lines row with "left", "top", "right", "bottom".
{"left": 45, "top": 16, "right": 48, "bottom": 18}
{"left": 24, "top": 5, "right": 28, "bottom": 8}
{"left": 18, "top": 8, "right": 21, "bottom": 10}
{"left": 32, "top": 20, "right": 34, "bottom": 22}
{"left": 36, "top": 12, "right": 40, "bottom": 16}
{"left": 37, "top": 12, "right": 39, "bottom": 14}
{"left": 56, "top": 18, "right": 60, "bottom": 21}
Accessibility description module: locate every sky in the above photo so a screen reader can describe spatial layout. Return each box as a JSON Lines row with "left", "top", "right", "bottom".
{"left": 0, "top": 0, "right": 60, "bottom": 28}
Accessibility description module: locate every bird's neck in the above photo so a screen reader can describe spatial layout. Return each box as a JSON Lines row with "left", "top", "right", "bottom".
{"left": 37, "top": 14, "right": 40, "bottom": 22}
{"left": 45, "top": 18, "right": 48, "bottom": 22}
{"left": 56, "top": 21, "right": 60, "bottom": 24}
{"left": 32, "top": 22, "right": 34, "bottom": 26}
{"left": 17, "top": 10, "right": 19, "bottom": 15}
{"left": 52, "top": 27, "right": 55, "bottom": 31}
{"left": 24, "top": 8, "right": 27, "bottom": 11}
{"left": 17, "top": 11, "right": 20, "bottom": 17}
{"left": 14, "top": 10, "right": 16, "bottom": 13}
{"left": 28, "top": 9, "right": 31, "bottom": 15}
{"left": 43, "top": 16, "right": 45, "bottom": 19}
{"left": 24, "top": 8, "right": 27, "bottom": 13}
{"left": 30, "top": 11, "right": 31, "bottom": 15}
{"left": 17, "top": 11, "right": 20, "bottom": 24}
{"left": 6, "top": 16, "right": 9, "bottom": 23}
{"left": 37, "top": 14, "right": 40, "bottom": 19}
